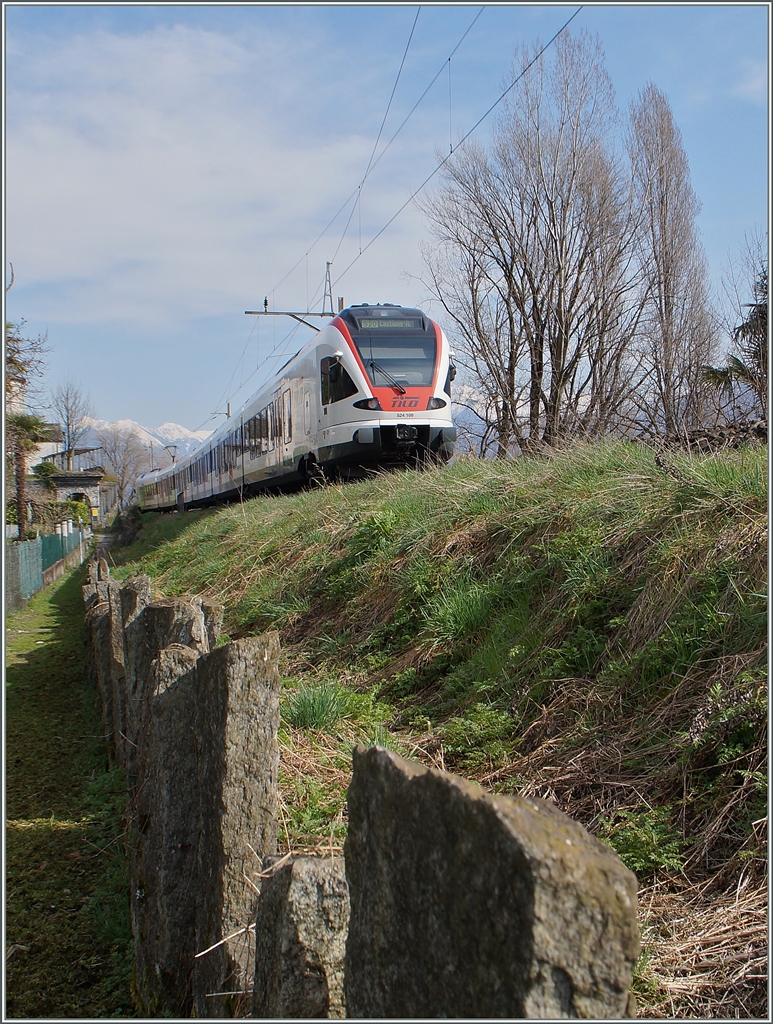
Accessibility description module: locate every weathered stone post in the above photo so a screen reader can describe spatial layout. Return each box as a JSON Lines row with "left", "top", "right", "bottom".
{"left": 122, "top": 594, "right": 222, "bottom": 778}
{"left": 131, "top": 633, "right": 281, "bottom": 1018}
{"left": 344, "top": 746, "right": 640, "bottom": 1019}
{"left": 252, "top": 856, "right": 349, "bottom": 1019}
{"left": 83, "top": 563, "right": 281, "bottom": 1017}
{"left": 191, "top": 636, "right": 281, "bottom": 1017}
{"left": 83, "top": 566, "right": 125, "bottom": 765}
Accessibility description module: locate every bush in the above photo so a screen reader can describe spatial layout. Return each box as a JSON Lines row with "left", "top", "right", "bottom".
{"left": 443, "top": 703, "right": 513, "bottom": 770}
{"left": 32, "top": 461, "right": 58, "bottom": 492}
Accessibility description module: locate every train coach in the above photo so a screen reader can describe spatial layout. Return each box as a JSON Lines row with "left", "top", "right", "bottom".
{"left": 136, "top": 303, "right": 457, "bottom": 512}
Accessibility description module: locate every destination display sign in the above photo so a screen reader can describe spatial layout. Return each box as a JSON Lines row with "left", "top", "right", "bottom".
{"left": 358, "top": 318, "right": 424, "bottom": 329}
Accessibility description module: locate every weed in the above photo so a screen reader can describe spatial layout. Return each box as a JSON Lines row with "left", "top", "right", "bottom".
{"left": 421, "top": 576, "right": 499, "bottom": 653}
{"left": 443, "top": 703, "right": 514, "bottom": 771}
{"left": 598, "top": 806, "right": 687, "bottom": 878}
{"left": 284, "top": 776, "right": 347, "bottom": 840}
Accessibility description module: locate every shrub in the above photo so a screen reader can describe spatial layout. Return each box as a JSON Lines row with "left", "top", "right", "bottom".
{"left": 443, "top": 702, "right": 513, "bottom": 770}
{"left": 32, "top": 461, "right": 58, "bottom": 492}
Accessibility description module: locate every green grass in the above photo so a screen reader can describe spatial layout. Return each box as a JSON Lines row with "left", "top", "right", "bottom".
{"left": 108, "top": 440, "right": 766, "bottom": 1015}
{"left": 5, "top": 568, "right": 136, "bottom": 1018}
{"left": 283, "top": 682, "right": 354, "bottom": 730}
{"left": 113, "top": 442, "right": 765, "bottom": 850}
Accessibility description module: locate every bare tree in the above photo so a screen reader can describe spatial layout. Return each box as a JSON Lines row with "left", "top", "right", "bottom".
{"left": 97, "top": 426, "right": 150, "bottom": 509}
{"left": 421, "top": 31, "right": 646, "bottom": 454}
{"left": 628, "top": 83, "right": 718, "bottom": 437}
{"left": 5, "top": 320, "right": 48, "bottom": 410}
{"left": 51, "top": 380, "right": 92, "bottom": 470}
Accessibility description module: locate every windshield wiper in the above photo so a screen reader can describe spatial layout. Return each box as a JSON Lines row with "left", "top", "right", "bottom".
{"left": 369, "top": 360, "right": 406, "bottom": 394}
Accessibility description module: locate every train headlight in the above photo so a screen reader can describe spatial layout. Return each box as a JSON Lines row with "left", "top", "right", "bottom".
{"left": 427, "top": 397, "right": 447, "bottom": 409}
{"left": 353, "top": 397, "right": 382, "bottom": 410}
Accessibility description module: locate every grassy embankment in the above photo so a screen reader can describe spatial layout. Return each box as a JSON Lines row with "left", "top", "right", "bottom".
{"left": 108, "top": 439, "right": 766, "bottom": 1018}
{"left": 5, "top": 566, "right": 135, "bottom": 1018}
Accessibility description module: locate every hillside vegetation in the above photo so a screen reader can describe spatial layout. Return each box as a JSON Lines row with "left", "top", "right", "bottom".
{"left": 111, "top": 440, "right": 767, "bottom": 1018}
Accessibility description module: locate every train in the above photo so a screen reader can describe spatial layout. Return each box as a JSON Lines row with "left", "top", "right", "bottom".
{"left": 136, "top": 303, "right": 457, "bottom": 512}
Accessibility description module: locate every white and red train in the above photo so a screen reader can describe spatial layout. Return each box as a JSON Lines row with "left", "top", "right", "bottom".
{"left": 136, "top": 303, "right": 456, "bottom": 512}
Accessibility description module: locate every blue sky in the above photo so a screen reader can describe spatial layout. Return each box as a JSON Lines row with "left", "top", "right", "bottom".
{"left": 4, "top": 3, "right": 769, "bottom": 429}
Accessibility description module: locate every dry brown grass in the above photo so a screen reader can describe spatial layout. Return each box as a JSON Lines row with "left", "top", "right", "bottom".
{"left": 636, "top": 876, "right": 767, "bottom": 1018}
{"left": 273, "top": 717, "right": 768, "bottom": 1020}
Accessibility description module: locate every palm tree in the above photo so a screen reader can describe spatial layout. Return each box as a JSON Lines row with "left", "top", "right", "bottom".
{"left": 703, "top": 263, "right": 768, "bottom": 418}
{"left": 6, "top": 413, "right": 55, "bottom": 542}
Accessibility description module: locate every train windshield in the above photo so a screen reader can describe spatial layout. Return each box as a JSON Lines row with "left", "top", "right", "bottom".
{"left": 353, "top": 332, "right": 436, "bottom": 387}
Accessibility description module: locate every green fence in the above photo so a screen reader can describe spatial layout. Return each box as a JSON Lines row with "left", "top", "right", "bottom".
{"left": 5, "top": 537, "right": 43, "bottom": 609}
{"left": 41, "top": 528, "right": 84, "bottom": 571}
{"left": 6, "top": 526, "right": 88, "bottom": 610}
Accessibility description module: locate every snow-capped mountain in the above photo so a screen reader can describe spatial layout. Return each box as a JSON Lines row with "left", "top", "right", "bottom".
{"left": 81, "top": 417, "right": 211, "bottom": 457}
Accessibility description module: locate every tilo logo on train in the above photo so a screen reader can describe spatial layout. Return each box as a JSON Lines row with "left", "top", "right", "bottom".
{"left": 391, "top": 396, "right": 420, "bottom": 409}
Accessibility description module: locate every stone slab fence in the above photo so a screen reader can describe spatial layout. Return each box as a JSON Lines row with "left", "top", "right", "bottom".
{"left": 84, "top": 561, "right": 639, "bottom": 1019}
{"left": 83, "top": 560, "right": 280, "bottom": 1017}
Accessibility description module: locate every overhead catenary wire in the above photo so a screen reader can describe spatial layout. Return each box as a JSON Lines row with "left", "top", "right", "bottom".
{"left": 333, "top": 5, "right": 583, "bottom": 288}
{"left": 223, "top": 8, "right": 425, "bottom": 406}
{"left": 363, "top": 6, "right": 421, "bottom": 184}
{"left": 267, "top": 6, "right": 485, "bottom": 300}
{"left": 330, "top": 6, "right": 420, "bottom": 265}
{"left": 211, "top": 6, "right": 578, "bottom": 426}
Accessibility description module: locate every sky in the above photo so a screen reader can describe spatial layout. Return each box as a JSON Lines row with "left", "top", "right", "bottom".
{"left": 4, "top": 2, "right": 770, "bottom": 430}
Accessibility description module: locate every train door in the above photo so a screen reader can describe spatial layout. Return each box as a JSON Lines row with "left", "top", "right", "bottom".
{"left": 269, "top": 392, "right": 281, "bottom": 470}
{"left": 282, "top": 389, "right": 292, "bottom": 463}
{"left": 304, "top": 388, "right": 312, "bottom": 436}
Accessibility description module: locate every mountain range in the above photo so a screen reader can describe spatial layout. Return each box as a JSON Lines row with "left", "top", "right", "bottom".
{"left": 81, "top": 417, "right": 212, "bottom": 458}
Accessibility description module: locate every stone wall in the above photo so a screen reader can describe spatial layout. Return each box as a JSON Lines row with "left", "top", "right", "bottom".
{"left": 84, "top": 563, "right": 639, "bottom": 1019}
{"left": 661, "top": 417, "right": 767, "bottom": 452}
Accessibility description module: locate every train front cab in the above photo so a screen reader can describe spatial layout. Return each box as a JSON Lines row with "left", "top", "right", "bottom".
{"left": 313, "top": 304, "right": 456, "bottom": 475}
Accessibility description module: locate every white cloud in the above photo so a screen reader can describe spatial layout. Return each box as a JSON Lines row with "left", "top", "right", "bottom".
{"left": 5, "top": 7, "right": 766, "bottom": 429}
{"left": 6, "top": 23, "right": 435, "bottom": 328}
{"left": 730, "top": 58, "right": 768, "bottom": 105}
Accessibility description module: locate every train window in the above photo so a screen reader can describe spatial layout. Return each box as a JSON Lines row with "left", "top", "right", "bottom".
{"left": 227, "top": 428, "right": 239, "bottom": 468}
{"left": 354, "top": 332, "right": 436, "bottom": 387}
{"left": 267, "top": 403, "right": 275, "bottom": 452}
{"left": 321, "top": 357, "right": 358, "bottom": 405}
{"left": 248, "top": 416, "right": 259, "bottom": 458}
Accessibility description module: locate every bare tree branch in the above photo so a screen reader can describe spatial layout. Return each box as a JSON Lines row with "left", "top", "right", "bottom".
{"left": 97, "top": 426, "right": 152, "bottom": 509}
{"left": 51, "top": 380, "right": 92, "bottom": 471}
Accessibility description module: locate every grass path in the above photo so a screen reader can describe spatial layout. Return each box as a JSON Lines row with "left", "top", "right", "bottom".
{"left": 5, "top": 565, "right": 135, "bottom": 1018}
